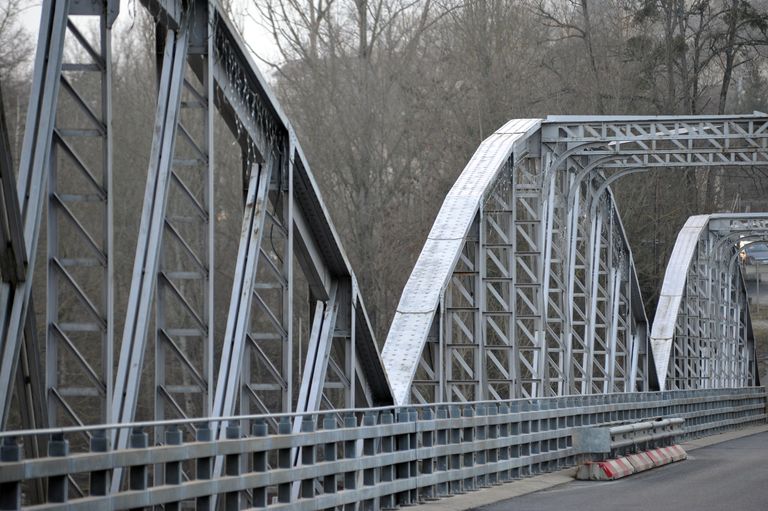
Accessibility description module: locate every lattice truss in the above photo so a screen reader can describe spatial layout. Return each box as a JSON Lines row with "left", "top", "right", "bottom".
{"left": 651, "top": 215, "right": 766, "bottom": 391}
{"left": 0, "top": 0, "right": 393, "bottom": 458}
{"left": 385, "top": 114, "right": 768, "bottom": 406}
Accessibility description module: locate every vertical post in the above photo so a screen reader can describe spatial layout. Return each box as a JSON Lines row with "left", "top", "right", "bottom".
{"left": 462, "top": 406, "right": 475, "bottom": 491}
{"left": 421, "top": 409, "right": 435, "bottom": 501}
{"left": 379, "top": 411, "right": 394, "bottom": 509}
{"left": 196, "top": 425, "right": 212, "bottom": 511}
{"left": 449, "top": 405, "right": 462, "bottom": 495}
{"left": 395, "top": 409, "right": 411, "bottom": 506}
{"left": 224, "top": 424, "right": 241, "bottom": 511}
{"left": 129, "top": 428, "right": 149, "bottom": 511}
{"left": 409, "top": 409, "right": 419, "bottom": 503}
{"left": 251, "top": 420, "right": 268, "bottom": 509}
{"left": 497, "top": 404, "right": 510, "bottom": 483}
{"left": 487, "top": 404, "right": 498, "bottom": 485}
{"left": 362, "top": 412, "right": 378, "bottom": 510}
{"left": 343, "top": 413, "right": 357, "bottom": 511}
{"left": 300, "top": 417, "right": 315, "bottom": 500}
{"left": 0, "top": 438, "right": 21, "bottom": 510}
{"left": 476, "top": 404, "right": 487, "bottom": 488}
{"left": 90, "top": 430, "right": 110, "bottom": 497}
{"left": 47, "top": 433, "right": 69, "bottom": 503}
{"left": 277, "top": 417, "right": 292, "bottom": 503}
{"left": 163, "top": 427, "right": 182, "bottom": 511}
{"left": 323, "top": 414, "right": 337, "bottom": 497}
{"left": 435, "top": 407, "right": 449, "bottom": 497}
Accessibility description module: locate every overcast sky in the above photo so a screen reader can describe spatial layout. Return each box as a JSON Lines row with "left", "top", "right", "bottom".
{"left": 17, "top": 0, "right": 281, "bottom": 76}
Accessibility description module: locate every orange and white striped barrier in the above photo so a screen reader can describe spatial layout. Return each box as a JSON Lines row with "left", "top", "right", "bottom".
{"left": 576, "top": 445, "right": 687, "bottom": 480}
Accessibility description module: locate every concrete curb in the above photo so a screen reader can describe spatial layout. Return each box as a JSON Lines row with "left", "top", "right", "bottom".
{"left": 412, "top": 424, "right": 768, "bottom": 511}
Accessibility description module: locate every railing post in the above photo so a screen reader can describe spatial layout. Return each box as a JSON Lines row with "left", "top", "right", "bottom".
{"left": 462, "top": 405, "right": 475, "bottom": 491}
{"left": 421, "top": 408, "right": 435, "bottom": 501}
{"left": 362, "top": 411, "right": 378, "bottom": 511}
{"left": 487, "top": 404, "right": 498, "bottom": 485}
{"left": 225, "top": 424, "right": 241, "bottom": 511}
{"left": 88, "top": 430, "right": 110, "bottom": 497}
{"left": 409, "top": 409, "right": 419, "bottom": 503}
{"left": 476, "top": 404, "right": 487, "bottom": 488}
{"left": 449, "top": 405, "right": 462, "bottom": 494}
{"left": 0, "top": 437, "right": 21, "bottom": 510}
{"left": 498, "top": 404, "right": 511, "bottom": 482}
{"left": 395, "top": 408, "right": 410, "bottom": 505}
{"left": 323, "top": 414, "right": 337, "bottom": 499}
{"left": 380, "top": 411, "right": 394, "bottom": 509}
{"left": 163, "top": 427, "right": 182, "bottom": 511}
{"left": 129, "top": 428, "right": 148, "bottom": 511}
{"left": 251, "top": 420, "right": 268, "bottom": 509}
{"left": 277, "top": 417, "right": 292, "bottom": 504}
{"left": 510, "top": 401, "right": 522, "bottom": 479}
{"left": 436, "top": 406, "right": 449, "bottom": 497}
{"left": 47, "top": 433, "right": 69, "bottom": 503}
{"left": 196, "top": 424, "right": 212, "bottom": 511}
{"left": 343, "top": 413, "right": 358, "bottom": 511}
{"left": 301, "top": 416, "right": 316, "bottom": 501}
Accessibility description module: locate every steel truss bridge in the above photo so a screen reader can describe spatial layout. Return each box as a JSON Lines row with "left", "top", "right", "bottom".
{"left": 0, "top": 1, "right": 766, "bottom": 509}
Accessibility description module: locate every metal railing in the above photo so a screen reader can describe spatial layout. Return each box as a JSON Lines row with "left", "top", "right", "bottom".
{"left": 574, "top": 417, "right": 685, "bottom": 457}
{"left": 0, "top": 388, "right": 764, "bottom": 510}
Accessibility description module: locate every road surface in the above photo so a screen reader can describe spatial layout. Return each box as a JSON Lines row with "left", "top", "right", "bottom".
{"left": 474, "top": 432, "right": 768, "bottom": 511}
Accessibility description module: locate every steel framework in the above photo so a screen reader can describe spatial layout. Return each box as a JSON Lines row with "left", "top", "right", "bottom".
{"left": 384, "top": 114, "right": 768, "bottom": 405}
{"left": 651, "top": 214, "right": 765, "bottom": 391}
{"left": 0, "top": 0, "right": 393, "bottom": 460}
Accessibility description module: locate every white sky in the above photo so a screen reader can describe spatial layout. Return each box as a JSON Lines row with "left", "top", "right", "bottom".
{"left": 17, "top": 0, "right": 281, "bottom": 77}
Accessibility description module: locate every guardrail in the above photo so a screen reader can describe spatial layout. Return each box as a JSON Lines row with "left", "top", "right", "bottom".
{"left": 0, "top": 388, "right": 764, "bottom": 510}
{"left": 574, "top": 418, "right": 684, "bottom": 457}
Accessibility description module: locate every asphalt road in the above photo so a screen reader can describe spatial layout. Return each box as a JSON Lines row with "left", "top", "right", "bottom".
{"left": 744, "top": 265, "right": 768, "bottom": 307}
{"left": 474, "top": 432, "right": 768, "bottom": 511}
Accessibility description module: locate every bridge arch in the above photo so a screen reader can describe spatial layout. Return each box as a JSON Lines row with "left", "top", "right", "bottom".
{"left": 385, "top": 114, "right": 768, "bottom": 406}
{"left": 651, "top": 214, "right": 767, "bottom": 390}
{"left": 383, "top": 120, "right": 650, "bottom": 405}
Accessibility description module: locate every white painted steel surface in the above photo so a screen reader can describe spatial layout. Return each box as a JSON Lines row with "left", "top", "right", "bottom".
{"left": 382, "top": 119, "right": 540, "bottom": 406}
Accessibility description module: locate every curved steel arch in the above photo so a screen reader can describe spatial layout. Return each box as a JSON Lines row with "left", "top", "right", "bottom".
{"left": 383, "top": 120, "right": 651, "bottom": 405}
{"left": 382, "top": 119, "right": 540, "bottom": 405}
{"left": 651, "top": 214, "right": 767, "bottom": 390}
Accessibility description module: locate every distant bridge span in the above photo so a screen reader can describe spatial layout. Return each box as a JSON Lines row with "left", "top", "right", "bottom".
{"left": 384, "top": 115, "right": 768, "bottom": 405}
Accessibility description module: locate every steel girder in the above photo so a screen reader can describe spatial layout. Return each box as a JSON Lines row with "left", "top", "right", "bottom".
{"left": 383, "top": 112, "right": 768, "bottom": 406}
{"left": 2, "top": 0, "right": 392, "bottom": 454}
{"left": 383, "top": 119, "right": 650, "bottom": 405}
{"left": 651, "top": 214, "right": 765, "bottom": 391}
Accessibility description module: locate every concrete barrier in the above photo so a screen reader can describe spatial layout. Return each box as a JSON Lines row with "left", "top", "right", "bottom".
{"left": 625, "top": 452, "right": 655, "bottom": 472}
{"left": 645, "top": 447, "right": 672, "bottom": 466}
{"left": 576, "top": 445, "right": 688, "bottom": 480}
{"left": 576, "top": 458, "right": 635, "bottom": 480}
